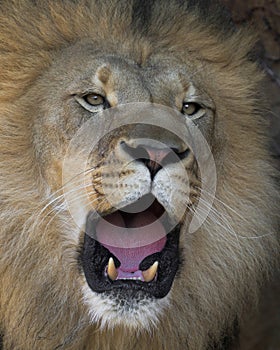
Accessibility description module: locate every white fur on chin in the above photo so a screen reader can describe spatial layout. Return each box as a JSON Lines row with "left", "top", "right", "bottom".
{"left": 82, "top": 283, "right": 171, "bottom": 332}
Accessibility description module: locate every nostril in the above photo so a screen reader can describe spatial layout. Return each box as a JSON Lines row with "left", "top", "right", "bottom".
{"left": 163, "top": 147, "right": 190, "bottom": 163}
{"left": 120, "top": 141, "right": 189, "bottom": 179}
{"left": 178, "top": 148, "right": 190, "bottom": 159}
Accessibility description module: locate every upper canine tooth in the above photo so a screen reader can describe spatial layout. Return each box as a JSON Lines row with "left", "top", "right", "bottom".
{"left": 142, "top": 261, "right": 158, "bottom": 282}
{"left": 107, "top": 257, "right": 118, "bottom": 281}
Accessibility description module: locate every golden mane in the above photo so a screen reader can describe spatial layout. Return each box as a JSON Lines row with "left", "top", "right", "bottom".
{"left": 0, "top": 0, "right": 258, "bottom": 99}
{"left": 0, "top": 1, "right": 279, "bottom": 349}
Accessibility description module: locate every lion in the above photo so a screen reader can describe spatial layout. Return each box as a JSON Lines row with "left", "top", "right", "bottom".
{"left": 0, "top": 0, "right": 279, "bottom": 349}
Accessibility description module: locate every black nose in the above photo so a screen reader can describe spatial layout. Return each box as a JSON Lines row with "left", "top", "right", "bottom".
{"left": 121, "top": 141, "right": 189, "bottom": 179}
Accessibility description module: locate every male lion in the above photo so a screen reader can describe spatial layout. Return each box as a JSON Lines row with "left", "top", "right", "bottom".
{"left": 0, "top": 0, "right": 279, "bottom": 349}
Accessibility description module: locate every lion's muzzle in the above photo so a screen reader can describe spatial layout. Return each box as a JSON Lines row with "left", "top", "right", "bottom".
{"left": 79, "top": 130, "right": 192, "bottom": 299}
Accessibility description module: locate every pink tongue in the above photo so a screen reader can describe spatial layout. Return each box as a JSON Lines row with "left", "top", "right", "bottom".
{"left": 95, "top": 210, "right": 166, "bottom": 272}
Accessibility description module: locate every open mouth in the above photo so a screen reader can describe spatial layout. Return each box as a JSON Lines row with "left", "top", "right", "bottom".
{"left": 80, "top": 194, "right": 181, "bottom": 299}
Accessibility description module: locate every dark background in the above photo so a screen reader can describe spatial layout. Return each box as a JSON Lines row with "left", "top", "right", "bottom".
{"left": 223, "top": 0, "right": 280, "bottom": 159}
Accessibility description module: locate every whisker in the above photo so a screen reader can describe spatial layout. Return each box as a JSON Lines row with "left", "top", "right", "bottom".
{"left": 41, "top": 165, "right": 103, "bottom": 211}
{"left": 195, "top": 198, "right": 241, "bottom": 248}
{"left": 26, "top": 182, "right": 95, "bottom": 231}
{"left": 38, "top": 185, "right": 122, "bottom": 237}
{"left": 197, "top": 185, "right": 246, "bottom": 221}
{"left": 195, "top": 186, "right": 273, "bottom": 239}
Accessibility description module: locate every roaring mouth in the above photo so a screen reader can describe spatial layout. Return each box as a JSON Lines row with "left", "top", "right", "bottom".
{"left": 81, "top": 194, "right": 181, "bottom": 299}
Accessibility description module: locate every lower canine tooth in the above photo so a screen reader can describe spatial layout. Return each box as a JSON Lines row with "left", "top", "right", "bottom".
{"left": 107, "top": 257, "right": 118, "bottom": 281}
{"left": 142, "top": 261, "right": 159, "bottom": 282}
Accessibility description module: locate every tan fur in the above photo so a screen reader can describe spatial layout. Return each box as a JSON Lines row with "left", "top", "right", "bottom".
{"left": 0, "top": 1, "right": 279, "bottom": 349}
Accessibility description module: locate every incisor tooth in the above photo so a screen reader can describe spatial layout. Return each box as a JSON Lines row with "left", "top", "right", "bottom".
{"left": 142, "top": 261, "right": 159, "bottom": 282}
{"left": 107, "top": 257, "right": 118, "bottom": 281}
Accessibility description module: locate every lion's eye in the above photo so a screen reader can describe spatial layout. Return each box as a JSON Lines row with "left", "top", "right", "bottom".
{"left": 84, "top": 93, "right": 105, "bottom": 106}
{"left": 182, "top": 102, "right": 201, "bottom": 116}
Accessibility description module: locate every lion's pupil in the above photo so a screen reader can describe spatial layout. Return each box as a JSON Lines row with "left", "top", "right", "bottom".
{"left": 85, "top": 94, "right": 104, "bottom": 106}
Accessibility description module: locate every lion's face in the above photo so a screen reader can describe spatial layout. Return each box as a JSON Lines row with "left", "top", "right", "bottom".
{"left": 31, "top": 42, "right": 217, "bottom": 328}
{"left": 1, "top": 2, "right": 279, "bottom": 349}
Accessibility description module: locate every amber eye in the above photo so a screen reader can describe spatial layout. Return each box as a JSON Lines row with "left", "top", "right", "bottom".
{"left": 182, "top": 102, "right": 201, "bottom": 116}
{"left": 84, "top": 93, "right": 105, "bottom": 106}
